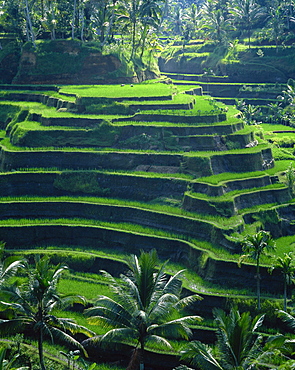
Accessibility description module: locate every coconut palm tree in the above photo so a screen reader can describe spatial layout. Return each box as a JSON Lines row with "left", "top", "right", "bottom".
{"left": 270, "top": 253, "right": 295, "bottom": 311}
{"left": 84, "top": 249, "right": 202, "bottom": 370}
{"left": 180, "top": 307, "right": 265, "bottom": 370}
{"left": 202, "top": 3, "right": 232, "bottom": 43}
{"left": 239, "top": 230, "right": 276, "bottom": 310}
{"left": 230, "top": 0, "right": 266, "bottom": 47}
{"left": 138, "top": 0, "right": 162, "bottom": 58}
{"left": 266, "top": 5, "right": 285, "bottom": 52}
{"left": 0, "top": 255, "right": 95, "bottom": 370}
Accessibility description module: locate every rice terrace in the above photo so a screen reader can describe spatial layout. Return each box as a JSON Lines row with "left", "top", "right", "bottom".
{"left": 2, "top": 0, "right": 295, "bottom": 369}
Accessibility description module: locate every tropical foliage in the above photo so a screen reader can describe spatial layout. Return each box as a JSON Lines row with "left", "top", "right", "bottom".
{"left": 0, "top": 255, "right": 94, "bottom": 370}
{"left": 1, "top": 0, "right": 295, "bottom": 63}
{"left": 85, "top": 249, "right": 202, "bottom": 369}
{"left": 269, "top": 252, "right": 295, "bottom": 311}
{"left": 239, "top": 230, "right": 276, "bottom": 310}
{"left": 180, "top": 307, "right": 266, "bottom": 370}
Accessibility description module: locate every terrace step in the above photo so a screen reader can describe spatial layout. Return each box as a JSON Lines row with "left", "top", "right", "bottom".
{"left": 243, "top": 203, "right": 295, "bottom": 238}
{"left": 0, "top": 145, "right": 274, "bottom": 176}
{"left": 116, "top": 111, "right": 227, "bottom": 124}
{"left": 0, "top": 92, "right": 76, "bottom": 111}
{"left": 10, "top": 121, "right": 253, "bottom": 151}
{"left": 0, "top": 224, "right": 283, "bottom": 292}
{"left": 165, "top": 74, "right": 283, "bottom": 105}
{"left": 190, "top": 174, "right": 274, "bottom": 196}
{"left": 0, "top": 171, "right": 188, "bottom": 201}
{"left": 0, "top": 84, "right": 59, "bottom": 91}
{"left": 182, "top": 185, "right": 291, "bottom": 217}
{"left": 0, "top": 200, "right": 240, "bottom": 248}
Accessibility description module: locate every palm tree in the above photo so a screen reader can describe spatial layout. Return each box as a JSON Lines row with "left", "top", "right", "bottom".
{"left": 84, "top": 249, "right": 202, "bottom": 370}
{"left": 269, "top": 253, "right": 295, "bottom": 311}
{"left": 181, "top": 307, "right": 265, "bottom": 370}
{"left": 182, "top": 3, "right": 201, "bottom": 39}
{"left": 239, "top": 230, "right": 276, "bottom": 310}
{"left": 0, "top": 256, "right": 94, "bottom": 370}
{"left": 138, "top": 0, "right": 162, "bottom": 58}
{"left": 266, "top": 5, "right": 285, "bottom": 53}
{"left": 202, "top": 3, "right": 232, "bottom": 43}
{"left": 24, "top": 0, "right": 36, "bottom": 46}
{"left": 285, "top": 162, "right": 295, "bottom": 196}
{"left": 230, "top": 0, "right": 266, "bottom": 47}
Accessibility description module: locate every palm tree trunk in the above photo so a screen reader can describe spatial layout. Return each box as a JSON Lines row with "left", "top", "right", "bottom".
{"left": 72, "top": 0, "right": 77, "bottom": 39}
{"left": 130, "top": 19, "right": 137, "bottom": 60}
{"left": 139, "top": 24, "right": 148, "bottom": 59}
{"left": 24, "top": 0, "right": 36, "bottom": 47}
{"left": 284, "top": 278, "right": 287, "bottom": 311}
{"left": 38, "top": 329, "right": 46, "bottom": 370}
{"left": 102, "top": 1, "right": 116, "bottom": 47}
{"left": 140, "top": 341, "right": 145, "bottom": 370}
{"left": 257, "top": 259, "right": 261, "bottom": 310}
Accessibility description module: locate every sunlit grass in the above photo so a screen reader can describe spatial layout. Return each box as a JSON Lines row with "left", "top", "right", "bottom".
{"left": 259, "top": 123, "right": 295, "bottom": 132}
{"left": 141, "top": 95, "right": 228, "bottom": 116}
{"left": 0, "top": 195, "right": 243, "bottom": 229}
{"left": 198, "top": 160, "right": 291, "bottom": 185}
{"left": 59, "top": 277, "right": 111, "bottom": 301}
{"left": 0, "top": 136, "right": 269, "bottom": 156}
{"left": 1, "top": 100, "right": 129, "bottom": 120}
{"left": 188, "top": 183, "right": 286, "bottom": 202}
{"left": 59, "top": 83, "right": 173, "bottom": 98}
{"left": 273, "top": 235, "right": 295, "bottom": 256}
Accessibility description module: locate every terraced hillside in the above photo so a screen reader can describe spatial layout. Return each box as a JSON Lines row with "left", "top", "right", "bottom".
{"left": 0, "top": 80, "right": 295, "bottom": 344}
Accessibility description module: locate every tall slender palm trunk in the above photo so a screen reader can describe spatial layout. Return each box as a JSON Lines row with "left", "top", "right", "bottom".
{"left": 284, "top": 278, "right": 287, "bottom": 311}
{"left": 72, "top": 0, "right": 77, "bottom": 39}
{"left": 130, "top": 19, "right": 137, "bottom": 60}
{"left": 38, "top": 329, "right": 46, "bottom": 370}
{"left": 24, "top": 0, "right": 36, "bottom": 46}
{"left": 256, "top": 258, "right": 261, "bottom": 310}
{"left": 140, "top": 340, "right": 145, "bottom": 370}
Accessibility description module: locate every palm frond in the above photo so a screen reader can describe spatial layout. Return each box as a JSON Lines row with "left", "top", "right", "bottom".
{"left": 252, "top": 314, "right": 265, "bottom": 332}
{"left": 58, "top": 294, "right": 87, "bottom": 308}
{"left": 51, "top": 265, "right": 68, "bottom": 281}
{"left": 85, "top": 296, "right": 134, "bottom": 327}
{"left": 100, "top": 271, "right": 138, "bottom": 311}
{"left": 0, "top": 259, "right": 24, "bottom": 282}
{"left": 50, "top": 316, "right": 95, "bottom": 337}
{"left": 242, "top": 335, "right": 263, "bottom": 366}
{"left": 148, "top": 296, "right": 176, "bottom": 321}
{"left": 87, "top": 315, "right": 121, "bottom": 328}
{"left": 174, "top": 294, "right": 202, "bottom": 310}
{"left": 149, "top": 317, "right": 198, "bottom": 340}
{"left": 47, "top": 326, "right": 89, "bottom": 357}
{"left": 0, "top": 318, "right": 28, "bottom": 334}
{"left": 181, "top": 341, "right": 223, "bottom": 370}
{"left": 278, "top": 310, "right": 295, "bottom": 330}
{"left": 145, "top": 334, "right": 173, "bottom": 349}
{"left": 86, "top": 307, "right": 133, "bottom": 329}
{"left": 101, "top": 327, "right": 138, "bottom": 343}
{"left": 0, "top": 301, "right": 30, "bottom": 317}
{"left": 121, "top": 274, "right": 143, "bottom": 309}
{"left": 163, "top": 270, "right": 184, "bottom": 296}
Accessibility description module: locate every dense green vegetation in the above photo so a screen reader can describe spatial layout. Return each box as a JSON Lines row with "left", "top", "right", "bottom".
{"left": 0, "top": 76, "right": 295, "bottom": 368}
{"left": 2, "top": 0, "right": 295, "bottom": 366}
